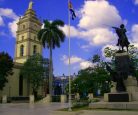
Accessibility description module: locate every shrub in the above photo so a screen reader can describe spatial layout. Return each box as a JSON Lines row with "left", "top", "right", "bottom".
{"left": 52, "top": 95, "right": 60, "bottom": 102}
{"left": 72, "top": 99, "right": 89, "bottom": 108}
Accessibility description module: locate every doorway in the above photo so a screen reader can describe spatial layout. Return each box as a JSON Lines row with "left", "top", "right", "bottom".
{"left": 19, "top": 75, "right": 23, "bottom": 96}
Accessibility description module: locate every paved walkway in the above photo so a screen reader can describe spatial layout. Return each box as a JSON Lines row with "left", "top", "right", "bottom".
{"left": 0, "top": 103, "right": 138, "bottom": 115}
{"left": 0, "top": 103, "right": 68, "bottom": 115}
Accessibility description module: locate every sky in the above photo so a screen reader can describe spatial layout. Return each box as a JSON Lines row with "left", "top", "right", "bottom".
{"left": 0, "top": 0, "right": 138, "bottom": 76}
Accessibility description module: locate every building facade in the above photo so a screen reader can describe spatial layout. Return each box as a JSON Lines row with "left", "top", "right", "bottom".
{"left": 53, "top": 74, "right": 76, "bottom": 95}
{"left": 14, "top": 1, "right": 42, "bottom": 63}
{"left": 0, "top": 1, "right": 43, "bottom": 98}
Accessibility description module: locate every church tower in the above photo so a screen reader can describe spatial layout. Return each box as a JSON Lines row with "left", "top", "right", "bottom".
{"left": 14, "top": 1, "right": 42, "bottom": 63}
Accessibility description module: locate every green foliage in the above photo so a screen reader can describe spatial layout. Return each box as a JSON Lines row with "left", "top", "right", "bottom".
{"left": 66, "top": 54, "right": 111, "bottom": 96}
{"left": 88, "top": 98, "right": 100, "bottom": 103}
{"left": 0, "top": 52, "right": 13, "bottom": 90}
{"left": 92, "top": 54, "right": 100, "bottom": 63}
{"left": 52, "top": 95, "right": 60, "bottom": 102}
{"left": 104, "top": 45, "right": 138, "bottom": 79}
{"left": 104, "top": 47, "right": 117, "bottom": 60}
{"left": 72, "top": 100, "right": 89, "bottom": 108}
{"left": 37, "top": 19, "right": 66, "bottom": 95}
{"left": 37, "top": 19, "right": 65, "bottom": 49}
{"left": 20, "top": 54, "right": 46, "bottom": 97}
{"left": 104, "top": 45, "right": 138, "bottom": 60}
{"left": 35, "top": 95, "right": 44, "bottom": 101}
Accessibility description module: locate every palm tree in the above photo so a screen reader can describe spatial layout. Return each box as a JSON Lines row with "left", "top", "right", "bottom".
{"left": 37, "top": 19, "right": 65, "bottom": 95}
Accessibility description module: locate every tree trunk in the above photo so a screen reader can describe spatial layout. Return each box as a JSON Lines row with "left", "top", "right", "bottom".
{"left": 27, "top": 78, "right": 30, "bottom": 95}
{"left": 49, "top": 43, "right": 53, "bottom": 96}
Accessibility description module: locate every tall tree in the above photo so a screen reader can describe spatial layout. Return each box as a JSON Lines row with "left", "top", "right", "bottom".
{"left": 20, "top": 54, "right": 46, "bottom": 98}
{"left": 37, "top": 19, "right": 65, "bottom": 95}
{"left": 66, "top": 54, "right": 111, "bottom": 96}
{"left": 92, "top": 54, "right": 100, "bottom": 63}
{"left": 0, "top": 52, "right": 13, "bottom": 90}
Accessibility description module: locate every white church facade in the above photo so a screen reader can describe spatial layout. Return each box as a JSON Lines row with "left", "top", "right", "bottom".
{"left": 0, "top": 1, "right": 44, "bottom": 97}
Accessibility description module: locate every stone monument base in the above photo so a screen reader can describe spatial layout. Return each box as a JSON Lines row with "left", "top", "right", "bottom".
{"left": 60, "top": 95, "right": 67, "bottom": 103}
{"left": 104, "top": 93, "right": 131, "bottom": 102}
{"left": 89, "top": 101, "right": 138, "bottom": 110}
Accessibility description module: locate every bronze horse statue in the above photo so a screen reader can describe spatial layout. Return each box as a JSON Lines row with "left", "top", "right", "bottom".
{"left": 112, "top": 24, "right": 130, "bottom": 51}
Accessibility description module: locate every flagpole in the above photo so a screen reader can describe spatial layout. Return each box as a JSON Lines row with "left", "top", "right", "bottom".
{"left": 68, "top": 0, "right": 72, "bottom": 112}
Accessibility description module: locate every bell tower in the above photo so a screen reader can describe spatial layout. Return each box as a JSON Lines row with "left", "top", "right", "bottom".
{"left": 14, "top": 1, "right": 42, "bottom": 63}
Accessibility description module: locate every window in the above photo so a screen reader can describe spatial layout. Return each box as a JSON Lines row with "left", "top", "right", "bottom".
{"left": 34, "top": 24, "right": 37, "bottom": 28}
{"left": 34, "top": 36, "right": 36, "bottom": 40}
{"left": 20, "top": 45, "right": 24, "bottom": 56}
{"left": 33, "top": 45, "right": 37, "bottom": 54}
{"left": 21, "top": 36, "right": 24, "bottom": 41}
{"left": 23, "top": 25, "right": 25, "bottom": 29}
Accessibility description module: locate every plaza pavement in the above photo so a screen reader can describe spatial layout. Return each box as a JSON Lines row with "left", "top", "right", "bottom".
{"left": 0, "top": 103, "right": 67, "bottom": 115}
{"left": 0, "top": 103, "right": 138, "bottom": 115}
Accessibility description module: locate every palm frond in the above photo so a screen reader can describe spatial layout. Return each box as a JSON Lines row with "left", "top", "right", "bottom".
{"left": 37, "top": 29, "right": 47, "bottom": 41}
{"left": 43, "top": 19, "right": 51, "bottom": 29}
{"left": 37, "top": 19, "right": 66, "bottom": 49}
{"left": 51, "top": 20, "right": 64, "bottom": 27}
{"left": 54, "top": 28, "right": 65, "bottom": 42}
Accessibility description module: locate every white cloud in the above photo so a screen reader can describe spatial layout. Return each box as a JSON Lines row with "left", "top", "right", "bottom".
{"left": 79, "top": 1, "right": 122, "bottom": 29}
{"left": 60, "top": 25, "right": 80, "bottom": 38}
{"left": 135, "top": 0, "right": 138, "bottom": 4}
{"left": 0, "top": 8, "right": 19, "bottom": 37}
{"left": 0, "top": 16, "right": 4, "bottom": 26}
{"left": 86, "top": 28, "right": 116, "bottom": 45}
{"left": 61, "top": 55, "right": 94, "bottom": 70}
{"left": 0, "top": 8, "right": 18, "bottom": 20}
{"left": 8, "top": 18, "right": 19, "bottom": 38}
{"left": 61, "top": 25, "right": 116, "bottom": 45}
{"left": 0, "top": 31, "right": 8, "bottom": 37}
{"left": 61, "top": 55, "right": 84, "bottom": 65}
{"left": 131, "top": 43, "right": 138, "bottom": 49}
{"left": 79, "top": 44, "right": 91, "bottom": 52}
{"left": 80, "top": 61, "right": 93, "bottom": 69}
{"left": 131, "top": 24, "right": 138, "bottom": 43}
{"left": 61, "top": 0, "right": 123, "bottom": 46}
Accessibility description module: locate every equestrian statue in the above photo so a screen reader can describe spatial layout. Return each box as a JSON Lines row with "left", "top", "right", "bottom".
{"left": 112, "top": 24, "right": 130, "bottom": 51}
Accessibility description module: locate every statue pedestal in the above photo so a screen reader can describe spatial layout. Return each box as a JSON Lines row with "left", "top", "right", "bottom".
{"left": 125, "top": 76, "right": 138, "bottom": 101}
{"left": 111, "top": 82, "right": 117, "bottom": 93}
{"left": 104, "top": 76, "right": 138, "bottom": 102}
{"left": 125, "top": 76, "right": 138, "bottom": 92}
{"left": 104, "top": 92, "right": 131, "bottom": 102}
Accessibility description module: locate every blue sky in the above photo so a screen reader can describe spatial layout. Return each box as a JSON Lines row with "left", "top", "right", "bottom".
{"left": 0, "top": 0, "right": 138, "bottom": 76}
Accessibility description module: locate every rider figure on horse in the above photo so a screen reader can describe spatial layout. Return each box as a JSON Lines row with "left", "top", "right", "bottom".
{"left": 112, "top": 24, "right": 130, "bottom": 51}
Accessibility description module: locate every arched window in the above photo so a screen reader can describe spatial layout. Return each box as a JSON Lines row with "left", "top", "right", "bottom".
{"left": 33, "top": 45, "right": 37, "bottom": 54}
{"left": 21, "top": 36, "right": 24, "bottom": 41}
{"left": 20, "top": 45, "right": 24, "bottom": 56}
{"left": 23, "top": 25, "right": 25, "bottom": 29}
{"left": 34, "top": 36, "right": 36, "bottom": 40}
